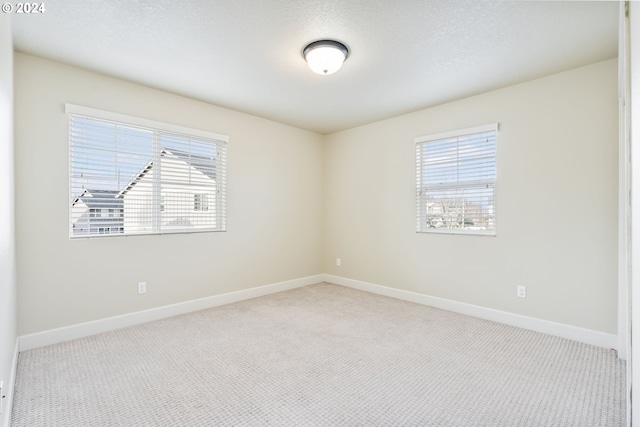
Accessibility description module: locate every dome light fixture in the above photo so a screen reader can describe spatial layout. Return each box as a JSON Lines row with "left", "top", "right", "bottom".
{"left": 303, "top": 40, "right": 350, "bottom": 75}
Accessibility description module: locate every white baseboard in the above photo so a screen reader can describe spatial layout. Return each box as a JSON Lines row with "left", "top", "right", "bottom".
{"left": 17, "top": 273, "right": 618, "bottom": 353}
{"left": 322, "top": 274, "right": 618, "bottom": 350}
{"left": 19, "top": 275, "right": 323, "bottom": 352}
{"left": 1, "top": 339, "right": 18, "bottom": 427}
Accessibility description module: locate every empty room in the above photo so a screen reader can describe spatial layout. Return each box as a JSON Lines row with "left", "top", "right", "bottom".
{"left": 2, "top": 0, "right": 640, "bottom": 426}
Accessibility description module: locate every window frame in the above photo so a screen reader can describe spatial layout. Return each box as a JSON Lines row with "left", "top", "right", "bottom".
{"left": 415, "top": 123, "right": 498, "bottom": 236}
{"left": 67, "top": 104, "right": 228, "bottom": 239}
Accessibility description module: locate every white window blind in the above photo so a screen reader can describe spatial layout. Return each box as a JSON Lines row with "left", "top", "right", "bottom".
{"left": 415, "top": 123, "right": 497, "bottom": 235}
{"left": 67, "top": 104, "right": 228, "bottom": 238}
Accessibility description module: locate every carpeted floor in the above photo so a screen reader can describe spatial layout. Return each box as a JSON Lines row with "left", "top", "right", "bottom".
{"left": 11, "top": 283, "right": 626, "bottom": 426}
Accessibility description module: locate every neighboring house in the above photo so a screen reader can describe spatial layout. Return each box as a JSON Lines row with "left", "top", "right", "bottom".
{"left": 71, "top": 189, "right": 124, "bottom": 236}
{"left": 117, "top": 148, "right": 217, "bottom": 233}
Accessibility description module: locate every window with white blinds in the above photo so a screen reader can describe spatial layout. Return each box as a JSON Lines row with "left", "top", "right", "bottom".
{"left": 67, "top": 104, "right": 228, "bottom": 238}
{"left": 415, "top": 123, "right": 497, "bottom": 235}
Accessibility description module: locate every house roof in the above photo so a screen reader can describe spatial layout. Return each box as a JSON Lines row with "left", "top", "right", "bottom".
{"left": 117, "top": 149, "right": 216, "bottom": 198}
{"left": 73, "top": 189, "right": 123, "bottom": 210}
{"left": 167, "top": 149, "right": 216, "bottom": 181}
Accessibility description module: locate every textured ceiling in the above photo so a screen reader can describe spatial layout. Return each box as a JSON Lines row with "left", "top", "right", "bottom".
{"left": 11, "top": 0, "right": 618, "bottom": 134}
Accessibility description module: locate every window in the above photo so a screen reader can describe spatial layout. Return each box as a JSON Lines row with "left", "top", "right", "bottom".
{"left": 68, "top": 104, "right": 228, "bottom": 238}
{"left": 415, "top": 123, "right": 497, "bottom": 235}
{"left": 194, "top": 194, "right": 209, "bottom": 211}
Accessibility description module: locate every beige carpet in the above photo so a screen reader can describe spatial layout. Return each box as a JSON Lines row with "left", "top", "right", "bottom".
{"left": 11, "top": 283, "right": 625, "bottom": 426}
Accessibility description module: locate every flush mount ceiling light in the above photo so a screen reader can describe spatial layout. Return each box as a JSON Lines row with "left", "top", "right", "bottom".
{"left": 303, "top": 40, "right": 350, "bottom": 75}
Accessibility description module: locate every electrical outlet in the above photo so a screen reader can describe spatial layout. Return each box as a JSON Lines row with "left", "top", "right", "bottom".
{"left": 336, "top": 258, "right": 341, "bottom": 267}
{"left": 138, "top": 282, "right": 147, "bottom": 294}
{"left": 517, "top": 285, "right": 527, "bottom": 298}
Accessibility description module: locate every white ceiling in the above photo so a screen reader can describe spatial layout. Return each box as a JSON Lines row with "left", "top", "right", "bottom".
{"left": 11, "top": 0, "right": 618, "bottom": 134}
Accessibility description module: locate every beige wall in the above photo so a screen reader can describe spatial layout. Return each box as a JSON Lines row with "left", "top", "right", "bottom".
{"left": 14, "top": 54, "right": 618, "bottom": 338}
{"left": 14, "top": 53, "right": 324, "bottom": 335}
{"left": 324, "top": 59, "right": 618, "bottom": 334}
{"left": 0, "top": 12, "right": 16, "bottom": 426}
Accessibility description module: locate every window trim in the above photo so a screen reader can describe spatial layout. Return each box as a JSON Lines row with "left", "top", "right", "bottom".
{"left": 65, "top": 104, "right": 229, "bottom": 143}
{"left": 415, "top": 123, "right": 498, "bottom": 236}
{"left": 67, "top": 104, "right": 228, "bottom": 239}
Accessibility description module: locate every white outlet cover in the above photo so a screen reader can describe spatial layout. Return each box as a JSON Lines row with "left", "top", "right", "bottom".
{"left": 517, "top": 285, "right": 527, "bottom": 298}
